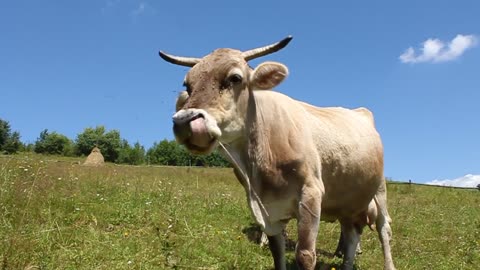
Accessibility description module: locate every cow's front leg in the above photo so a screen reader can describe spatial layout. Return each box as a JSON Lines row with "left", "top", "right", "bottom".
{"left": 296, "top": 186, "right": 321, "bottom": 270}
{"left": 267, "top": 233, "right": 286, "bottom": 270}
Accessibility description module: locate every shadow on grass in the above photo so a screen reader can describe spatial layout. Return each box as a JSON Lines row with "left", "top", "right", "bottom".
{"left": 242, "top": 224, "right": 358, "bottom": 270}
{"left": 241, "top": 223, "right": 264, "bottom": 245}
{"left": 241, "top": 223, "right": 296, "bottom": 250}
{"left": 285, "top": 261, "right": 358, "bottom": 270}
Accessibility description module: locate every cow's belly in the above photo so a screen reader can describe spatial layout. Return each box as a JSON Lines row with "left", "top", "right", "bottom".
{"left": 321, "top": 173, "right": 380, "bottom": 220}
{"left": 318, "top": 143, "right": 383, "bottom": 220}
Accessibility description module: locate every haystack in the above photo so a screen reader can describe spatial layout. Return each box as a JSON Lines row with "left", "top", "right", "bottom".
{"left": 83, "top": 147, "right": 105, "bottom": 166}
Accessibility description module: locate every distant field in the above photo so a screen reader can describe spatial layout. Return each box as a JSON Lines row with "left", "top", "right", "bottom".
{"left": 1, "top": 154, "right": 479, "bottom": 269}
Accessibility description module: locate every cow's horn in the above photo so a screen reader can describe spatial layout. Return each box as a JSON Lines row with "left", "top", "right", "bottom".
{"left": 242, "top": 35, "right": 293, "bottom": 61}
{"left": 159, "top": 51, "right": 201, "bottom": 67}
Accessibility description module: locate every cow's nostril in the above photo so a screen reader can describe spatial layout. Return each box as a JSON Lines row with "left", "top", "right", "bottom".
{"left": 189, "top": 113, "right": 204, "bottom": 122}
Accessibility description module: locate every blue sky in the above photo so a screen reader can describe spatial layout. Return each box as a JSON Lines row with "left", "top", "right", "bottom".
{"left": 1, "top": 1, "right": 479, "bottom": 185}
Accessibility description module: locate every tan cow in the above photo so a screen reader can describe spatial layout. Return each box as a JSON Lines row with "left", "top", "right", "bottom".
{"left": 160, "top": 36, "right": 395, "bottom": 270}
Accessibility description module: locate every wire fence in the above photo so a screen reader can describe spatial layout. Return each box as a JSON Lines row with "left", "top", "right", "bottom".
{"left": 388, "top": 180, "right": 480, "bottom": 191}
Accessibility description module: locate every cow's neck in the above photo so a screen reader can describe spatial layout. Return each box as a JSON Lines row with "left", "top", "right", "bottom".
{"left": 220, "top": 90, "right": 305, "bottom": 233}
{"left": 246, "top": 90, "right": 273, "bottom": 178}
{"left": 225, "top": 89, "right": 304, "bottom": 187}
{"left": 245, "top": 90, "right": 303, "bottom": 192}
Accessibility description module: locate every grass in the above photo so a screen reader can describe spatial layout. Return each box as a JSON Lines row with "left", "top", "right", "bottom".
{"left": 1, "top": 153, "right": 479, "bottom": 269}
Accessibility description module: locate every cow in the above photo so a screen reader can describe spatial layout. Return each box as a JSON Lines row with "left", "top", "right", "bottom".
{"left": 159, "top": 36, "right": 395, "bottom": 270}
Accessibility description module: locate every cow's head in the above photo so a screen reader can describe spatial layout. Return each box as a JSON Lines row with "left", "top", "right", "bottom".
{"left": 160, "top": 36, "right": 292, "bottom": 154}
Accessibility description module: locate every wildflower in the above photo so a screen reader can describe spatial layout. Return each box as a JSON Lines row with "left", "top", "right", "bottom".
{"left": 127, "top": 260, "right": 132, "bottom": 265}
{"left": 58, "top": 177, "right": 62, "bottom": 180}
{"left": 24, "top": 168, "right": 28, "bottom": 172}
{"left": 124, "top": 231, "right": 129, "bottom": 237}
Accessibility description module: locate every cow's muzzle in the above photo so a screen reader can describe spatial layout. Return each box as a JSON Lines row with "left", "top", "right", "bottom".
{"left": 172, "top": 109, "right": 218, "bottom": 154}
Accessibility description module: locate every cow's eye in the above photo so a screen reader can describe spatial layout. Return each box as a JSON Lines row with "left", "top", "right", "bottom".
{"left": 229, "top": 74, "right": 243, "bottom": 84}
{"left": 183, "top": 82, "right": 192, "bottom": 95}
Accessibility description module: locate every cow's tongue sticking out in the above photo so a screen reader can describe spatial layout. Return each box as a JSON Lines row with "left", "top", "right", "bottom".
{"left": 189, "top": 117, "right": 212, "bottom": 148}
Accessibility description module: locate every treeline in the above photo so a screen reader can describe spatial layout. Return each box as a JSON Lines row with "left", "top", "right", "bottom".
{"left": 0, "top": 118, "right": 229, "bottom": 167}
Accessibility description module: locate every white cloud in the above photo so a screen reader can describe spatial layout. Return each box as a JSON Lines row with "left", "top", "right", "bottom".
{"left": 399, "top": 34, "right": 477, "bottom": 64}
{"left": 101, "top": 0, "right": 120, "bottom": 13}
{"left": 426, "top": 174, "right": 480, "bottom": 188}
{"left": 131, "top": 2, "right": 146, "bottom": 17}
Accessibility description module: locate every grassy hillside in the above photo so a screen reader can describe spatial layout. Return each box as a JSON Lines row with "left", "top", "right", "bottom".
{"left": 1, "top": 154, "right": 479, "bottom": 269}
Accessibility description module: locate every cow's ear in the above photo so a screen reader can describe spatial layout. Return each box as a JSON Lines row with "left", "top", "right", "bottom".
{"left": 251, "top": 62, "right": 288, "bottom": 90}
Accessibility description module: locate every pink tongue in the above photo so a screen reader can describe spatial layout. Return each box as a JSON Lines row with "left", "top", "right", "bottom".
{"left": 189, "top": 118, "right": 211, "bottom": 147}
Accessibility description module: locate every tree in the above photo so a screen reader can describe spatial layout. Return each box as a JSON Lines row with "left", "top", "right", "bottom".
{"left": 0, "top": 119, "right": 22, "bottom": 154}
{"left": 204, "top": 150, "right": 230, "bottom": 167}
{"left": 3, "top": 131, "right": 22, "bottom": 154}
{"left": 146, "top": 139, "right": 180, "bottom": 165}
{"left": 21, "top": 143, "right": 35, "bottom": 153}
{"left": 146, "top": 139, "right": 229, "bottom": 167}
{"left": 117, "top": 140, "right": 146, "bottom": 165}
{"left": 75, "top": 126, "right": 122, "bottom": 162}
{"left": 34, "top": 129, "right": 73, "bottom": 156}
{"left": 0, "top": 119, "right": 9, "bottom": 149}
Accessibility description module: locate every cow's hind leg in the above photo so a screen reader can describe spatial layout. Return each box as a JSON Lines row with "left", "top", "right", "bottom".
{"left": 334, "top": 230, "right": 345, "bottom": 258}
{"left": 375, "top": 180, "right": 396, "bottom": 270}
{"left": 376, "top": 213, "right": 395, "bottom": 270}
{"left": 335, "top": 230, "right": 363, "bottom": 258}
{"left": 339, "top": 223, "right": 361, "bottom": 270}
{"left": 296, "top": 187, "right": 321, "bottom": 270}
{"left": 267, "top": 233, "right": 286, "bottom": 270}
{"left": 375, "top": 200, "right": 395, "bottom": 270}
